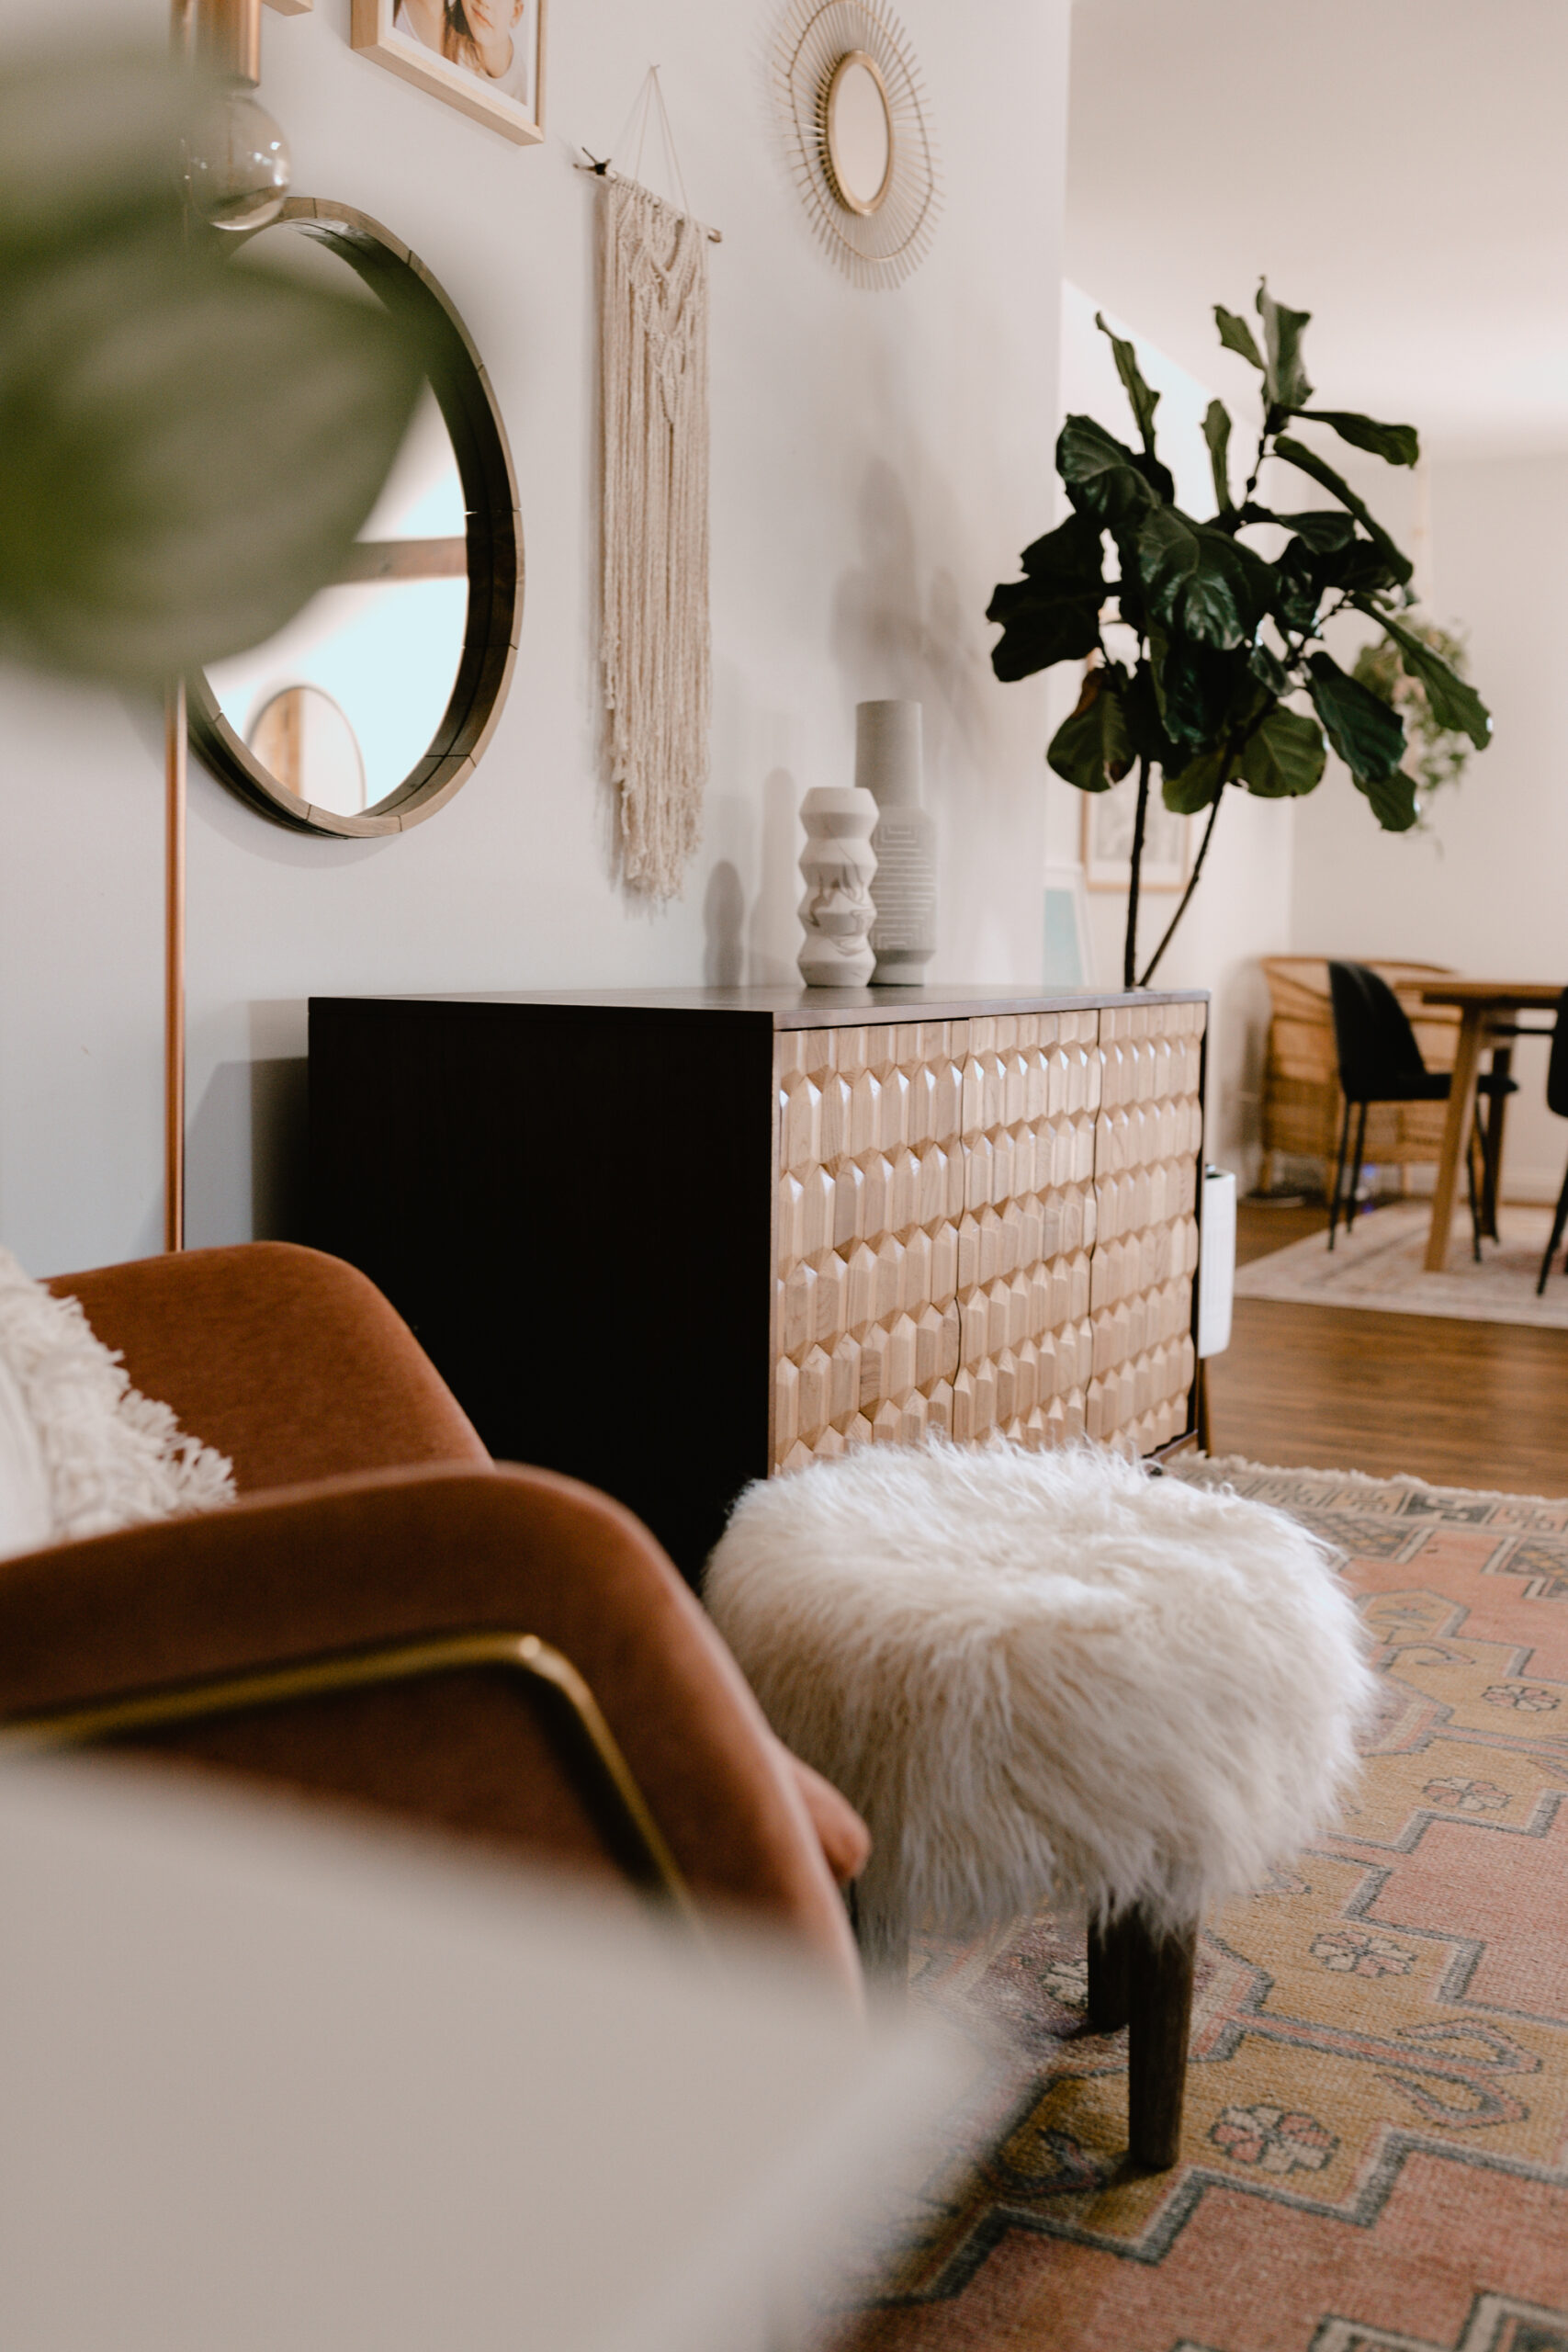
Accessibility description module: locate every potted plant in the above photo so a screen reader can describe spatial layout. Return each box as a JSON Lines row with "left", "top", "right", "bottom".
{"left": 986, "top": 287, "right": 1492, "bottom": 987}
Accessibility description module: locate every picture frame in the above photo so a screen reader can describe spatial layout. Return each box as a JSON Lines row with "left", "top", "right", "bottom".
{"left": 351, "top": 0, "right": 547, "bottom": 145}
{"left": 1081, "top": 775, "right": 1192, "bottom": 893}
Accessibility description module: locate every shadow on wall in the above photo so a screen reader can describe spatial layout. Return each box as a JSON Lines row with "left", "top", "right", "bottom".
{"left": 186, "top": 1056, "right": 309, "bottom": 1249}
{"left": 829, "top": 456, "right": 987, "bottom": 786}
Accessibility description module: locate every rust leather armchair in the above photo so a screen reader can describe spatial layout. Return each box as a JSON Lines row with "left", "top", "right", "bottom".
{"left": 0, "top": 1244, "right": 867, "bottom": 1996}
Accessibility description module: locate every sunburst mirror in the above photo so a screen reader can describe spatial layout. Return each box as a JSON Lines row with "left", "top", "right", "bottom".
{"left": 773, "top": 0, "right": 940, "bottom": 289}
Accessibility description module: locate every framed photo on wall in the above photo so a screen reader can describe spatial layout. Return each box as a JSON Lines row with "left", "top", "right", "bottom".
{"left": 352, "top": 0, "right": 547, "bottom": 144}
{"left": 1081, "top": 774, "right": 1192, "bottom": 893}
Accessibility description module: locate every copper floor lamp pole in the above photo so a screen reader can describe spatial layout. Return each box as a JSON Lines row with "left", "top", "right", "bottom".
{"left": 164, "top": 680, "right": 186, "bottom": 1252}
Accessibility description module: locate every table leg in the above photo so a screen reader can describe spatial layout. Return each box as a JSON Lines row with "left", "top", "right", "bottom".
{"left": 1426, "top": 1009, "right": 1486, "bottom": 1272}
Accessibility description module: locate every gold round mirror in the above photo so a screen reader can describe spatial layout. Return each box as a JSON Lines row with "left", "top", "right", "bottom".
{"left": 189, "top": 199, "right": 521, "bottom": 838}
{"left": 824, "top": 51, "right": 893, "bottom": 217}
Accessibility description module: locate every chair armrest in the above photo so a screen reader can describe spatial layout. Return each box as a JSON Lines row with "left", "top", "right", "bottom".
{"left": 47, "top": 1245, "right": 488, "bottom": 1495}
{"left": 0, "top": 1462, "right": 863, "bottom": 1996}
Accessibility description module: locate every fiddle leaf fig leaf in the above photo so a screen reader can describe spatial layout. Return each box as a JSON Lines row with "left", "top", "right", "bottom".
{"left": 1096, "top": 311, "right": 1160, "bottom": 456}
{"left": 1257, "top": 279, "right": 1314, "bottom": 412}
{"left": 1047, "top": 663, "right": 1134, "bottom": 791}
{"left": 1236, "top": 705, "right": 1327, "bottom": 798}
{"left": 1357, "top": 766, "right": 1420, "bottom": 831}
{"left": 1269, "top": 538, "right": 1321, "bottom": 636}
{"left": 1298, "top": 410, "right": 1420, "bottom": 468}
{"left": 1275, "top": 435, "right": 1415, "bottom": 585}
{"left": 987, "top": 511, "right": 1106, "bottom": 682}
{"left": 1307, "top": 650, "right": 1406, "bottom": 782}
{"left": 1136, "top": 505, "right": 1269, "bottom": 650}
{"left": 1057, "top": 413, "right": 1159, "bottom": 537}
{"left": 1248, "top": 640, "right": 1291, "bottom": 698}
{"left": 1162, "top": 747, "right": 1228, "bottom": 813}
{"left": 1121, "top": 660, "right": 1179, "bottom": 772}
{"left": 1276, "top": 509, "right": 1356, "bottom": 553}
{"left": 1214, "top": 306, "right": 1264, "bottom": 370}
{"left": 1355, "top": 605, "right": 1493, "bottom": 750}
{"left": 1203, "top": 399, "right": 1234, "bottom": 516}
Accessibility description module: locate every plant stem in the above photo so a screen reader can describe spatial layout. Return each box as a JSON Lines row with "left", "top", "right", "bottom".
{"left": 1137, "top": 789, "right": 1224, "bottom": 988}
{"left": 1123, "top": 753, "right": 1152, "bottom": 989}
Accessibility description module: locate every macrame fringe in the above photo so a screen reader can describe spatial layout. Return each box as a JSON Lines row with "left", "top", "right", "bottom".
{"left": 601, "top": 175, "right": 711, "bottom": 899}
{"left": 0, "top": 1246, "right": 234, "bottom": 1543}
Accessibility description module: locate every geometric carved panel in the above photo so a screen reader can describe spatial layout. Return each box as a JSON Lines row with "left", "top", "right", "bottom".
{"left": 772, "top": 1001, "right": 1204, "bottom": 1473}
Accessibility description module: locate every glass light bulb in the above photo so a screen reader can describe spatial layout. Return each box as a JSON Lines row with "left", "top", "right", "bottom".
{"left": 183, "top": 87, "right": 290, "bottom": 232}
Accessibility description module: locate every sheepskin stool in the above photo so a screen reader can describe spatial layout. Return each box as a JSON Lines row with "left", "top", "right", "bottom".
{"left": 705, "top": 1438, "right": 1377, "bottom": 2170}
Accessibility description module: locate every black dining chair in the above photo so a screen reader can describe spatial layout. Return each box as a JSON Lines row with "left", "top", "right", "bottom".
{"left": 1535, "top": 989, "right": 1568, "bottom": 1295}
{"left": 1326, "top": 962, "right": 1517, "bottom": 1255}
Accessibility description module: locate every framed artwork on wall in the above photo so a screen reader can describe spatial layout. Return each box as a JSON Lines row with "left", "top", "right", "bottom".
{"left": 1081, "top": 775, "right": 1192, "bottom": 893}
{"left": 351, "top": 0, "right": 546, "bottom": 144}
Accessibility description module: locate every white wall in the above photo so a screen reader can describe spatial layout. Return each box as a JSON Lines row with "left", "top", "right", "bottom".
{"left": 0, "top": 0, "right": 1072, "bottom": 1274}
{"left": 1047, "top": 286, "right": 1295, "bottom": 1182}
{"left": 1291, "top": 451, "right": 1568, "bottom": 1199}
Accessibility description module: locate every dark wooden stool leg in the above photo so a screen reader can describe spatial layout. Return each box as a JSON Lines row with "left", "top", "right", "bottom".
{"left": 1087, "top": 1911, "right": 1134, "bottom": 2032}
{"left": 1126, "top": 1910, "right": 1199, "bottom": 2170}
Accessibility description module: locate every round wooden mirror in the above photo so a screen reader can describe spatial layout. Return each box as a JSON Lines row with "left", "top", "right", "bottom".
{"left": 188, "top": 199, "right": 521, "bottom": 838}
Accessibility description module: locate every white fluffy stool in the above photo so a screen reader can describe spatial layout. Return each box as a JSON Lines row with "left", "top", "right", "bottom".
{"left": 706, "top": 1439, "right": 1377, "bottom": 2168}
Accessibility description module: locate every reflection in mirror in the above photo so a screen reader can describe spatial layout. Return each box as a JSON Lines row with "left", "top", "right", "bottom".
{"left": 827, "top": 51, "right": 893, "bottom": 217}
{"left": 249, "top": 684, "right": 367, "bottom": 816}
{"left": 207, "top": 378, "right": 468, "bottom": 813}
{"left": 188, "top": 199, "right": 521, "bottom": 840}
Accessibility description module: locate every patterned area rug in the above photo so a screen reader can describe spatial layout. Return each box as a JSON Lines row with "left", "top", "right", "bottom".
{"left": 1234, "top": 1204, "right": 1568, "bottom": 1329}
{"left": 830, "top": 1461, "right": 1568, "bottom": 2352}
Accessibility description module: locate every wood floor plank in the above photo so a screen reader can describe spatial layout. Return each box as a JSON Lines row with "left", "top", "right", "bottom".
{"left": 1205, "top": 1203, "right": 1568, "bottom": 1497}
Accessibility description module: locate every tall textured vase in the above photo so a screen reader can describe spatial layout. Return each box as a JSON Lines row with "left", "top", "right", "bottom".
{"left": 797, "top": 786, "right": 878, "bottom": 986}
{"left": 858, "top": 700, "right": 936, "bottom": 985}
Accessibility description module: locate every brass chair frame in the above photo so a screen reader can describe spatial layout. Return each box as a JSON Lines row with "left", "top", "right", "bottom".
{"left": 0, "top": 1630, "right": 694, "bottom": 1921}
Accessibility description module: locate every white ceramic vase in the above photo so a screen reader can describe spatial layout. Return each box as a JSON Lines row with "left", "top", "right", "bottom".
{"left": 797, "top": 786, "right": 878, "bottom": 987}
{"left": 857, "top": 699, "right": 936, "bottom": 985}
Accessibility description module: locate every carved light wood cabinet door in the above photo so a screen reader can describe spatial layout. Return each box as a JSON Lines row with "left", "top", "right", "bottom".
{"left": 771, "top": 1001, "right": 1203, "bottom": 1474}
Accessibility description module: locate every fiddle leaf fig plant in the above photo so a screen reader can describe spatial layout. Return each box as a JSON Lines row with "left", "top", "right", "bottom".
{"left": 987, "top": 286, "right": 1492, "bottom": 987}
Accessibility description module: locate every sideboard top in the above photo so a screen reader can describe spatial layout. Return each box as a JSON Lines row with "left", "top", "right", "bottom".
{"left": 312, "top": 983, "right": 1209, "bottom": 1032}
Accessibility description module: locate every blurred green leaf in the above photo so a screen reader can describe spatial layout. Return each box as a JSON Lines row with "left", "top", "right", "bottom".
{"left": 1047, "top": 663, "right": 1134, "bottom": 791}
{"left": 1214, "top": 306, "right": 1263, "bottom": 370}
{"left": 1307, "top": 650, "right": 1406, "bottom": 782}
{"left": 1298, "top": 409, "right": 1420, "bottom": 467}
{"left": 1203, "top": 399, "right": 1234, "bottom": 516}
{"left": 1162, "top": 748, "right": 1228, "bottom": 812}
{"left": 0, "top": 48, "right": 428, "bottom": 684}
{"left": 1056, "top": 414, "right": 1159, "bottom": 537}
{"left": 1095, "top": 311, "right": 1160, "bottom": 455}
{"left": 1356, "top": 766, "right": 1420, "bottom": 831}
{"left": 987, "top": 513, "right": 1105, "bottom": 682}
{"left": 1136, "top": 506, "right": 1270, "bottom": 650}
{"left": 1257, "top": 279, "right": 1313, "bottom": 412}
{"left": 1274, "top": 435, "right": 1415, "bottom": 586}
{"left": 1357, "top": 605, "right": 1493, "bottom": 750}
{"left": 1236, "top": 705, "right": 1326, "bottom": 797}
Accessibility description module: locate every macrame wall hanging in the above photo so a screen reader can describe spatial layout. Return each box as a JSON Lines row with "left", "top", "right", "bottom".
{"left": 584, "top": 74, "right": 717, "bottom": 900}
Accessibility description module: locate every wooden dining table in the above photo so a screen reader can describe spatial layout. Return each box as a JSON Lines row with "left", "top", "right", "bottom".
{"left": 1419, "top": 979, "right": 1564, "bottom": 1271}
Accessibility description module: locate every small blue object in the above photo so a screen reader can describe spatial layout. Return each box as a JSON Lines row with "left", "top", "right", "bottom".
{"left": 1043, "top": 888, "right": 1085, "bottom": 986}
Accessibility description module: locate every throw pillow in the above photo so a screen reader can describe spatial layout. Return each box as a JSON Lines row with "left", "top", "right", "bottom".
{"left": 0, "top": 1247, "right": 234, "bottom": 1560}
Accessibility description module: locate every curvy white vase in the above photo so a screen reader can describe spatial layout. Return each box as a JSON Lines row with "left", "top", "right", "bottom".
{"left": 858, "top": 699, "right": 936, "bottom": 985}
{"left": 797, "top": 786, "right": 878, "bottom": 987}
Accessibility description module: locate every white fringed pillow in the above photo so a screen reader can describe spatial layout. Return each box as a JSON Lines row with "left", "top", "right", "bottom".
{"left": 0, "top": 1247, "right": 234, "bottom": 1561}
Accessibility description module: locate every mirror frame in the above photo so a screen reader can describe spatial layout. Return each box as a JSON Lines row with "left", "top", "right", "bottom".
{"left": 187, "top": 198, "right": 523, "bottom": 839}
{"left": 824, "top": 50, "right": 895, "bottom": 219}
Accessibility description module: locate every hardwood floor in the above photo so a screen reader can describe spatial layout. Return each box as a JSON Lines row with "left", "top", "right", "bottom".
{"left": 1203, "top": 1200, "right": 1568, "bottom": 1496}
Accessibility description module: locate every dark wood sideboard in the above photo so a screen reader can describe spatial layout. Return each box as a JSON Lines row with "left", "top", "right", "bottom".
{"left": 310, "top": 985, "right": 1209, "bottom": 1584}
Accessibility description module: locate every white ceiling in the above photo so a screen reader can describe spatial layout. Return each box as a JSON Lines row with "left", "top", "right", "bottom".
{"left": 1066, "top": 0, "right": 1568, "bottom": 458}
